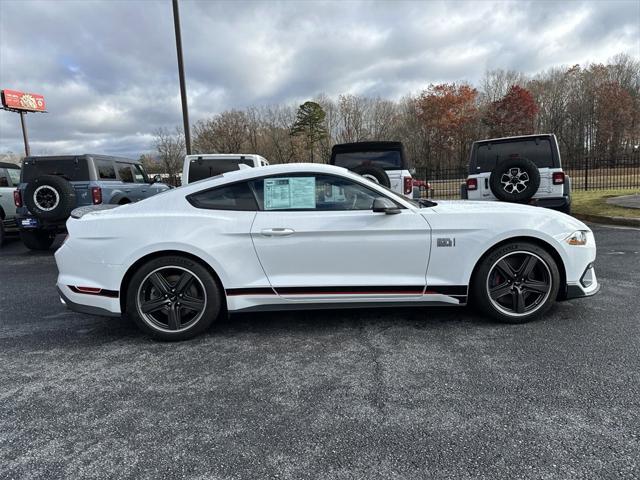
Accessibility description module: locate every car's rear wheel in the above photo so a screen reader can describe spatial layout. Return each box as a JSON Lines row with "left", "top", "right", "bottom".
{"left": 126, "top": 256, "right": 221, "bottom": 341}
{"left": 472, "top": 242, "right": 560, "bottom": 323}
{"left": 20, "top": 229, "right": 56, "bottom": 250}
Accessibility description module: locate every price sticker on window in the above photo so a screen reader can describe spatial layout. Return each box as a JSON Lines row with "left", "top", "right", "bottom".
{"left": 264, "top": 177, "right": 316, "bottom": 210}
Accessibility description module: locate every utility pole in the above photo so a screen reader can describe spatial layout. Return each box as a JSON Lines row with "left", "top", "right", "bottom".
{"left": 172, "top": 0, "right": 191, "bottom": 155}
{"left": 19, "top": 111, "right": 30, "bottom": 156}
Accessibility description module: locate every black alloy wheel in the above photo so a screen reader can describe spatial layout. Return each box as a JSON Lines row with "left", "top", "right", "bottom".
{"left": 487, "top": 251, "right": 552, "bottom": 316}
{"left": 127, "top": 256, "right": 221, "bottom": 340}
{"left": 472, "top": 241, "right": 560, "bottom": 323}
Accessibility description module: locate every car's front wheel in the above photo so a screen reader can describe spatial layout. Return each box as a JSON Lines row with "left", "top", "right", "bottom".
{"left": 126, "top": 256, "right": 222, "bottom": 341}
{"left": 472, "top": 242, "right": 560, "bottom": 323}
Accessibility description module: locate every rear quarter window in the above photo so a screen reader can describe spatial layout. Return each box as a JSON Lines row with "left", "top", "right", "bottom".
{"left": 474, "top": 138, "right": 554, "bottom": 172}
{"left": 22, "top": 158, "right": 90, "bottom": 182}
{"left": 187, "top": 182, "right": 258, "bottom": 211}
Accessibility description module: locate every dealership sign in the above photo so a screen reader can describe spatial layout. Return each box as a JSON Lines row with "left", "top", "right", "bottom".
{"left": 1, "top": 89, "right": 46, "bottom": 112}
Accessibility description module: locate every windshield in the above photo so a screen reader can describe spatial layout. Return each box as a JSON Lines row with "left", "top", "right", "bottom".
{"left": 333, "top": 151, "right": 403, "bottom": 170}
{"left": 188, "top": 158, "right": 254, "bottom": 183}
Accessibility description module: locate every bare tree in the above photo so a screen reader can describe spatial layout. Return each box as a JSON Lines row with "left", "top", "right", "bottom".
{"left": 153, "top": 127, "right": 185, "bottom": 185}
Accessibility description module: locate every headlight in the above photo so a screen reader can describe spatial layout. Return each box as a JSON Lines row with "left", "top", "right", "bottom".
{"left": 566, "top": 230, "right": 589, "bottom": 246}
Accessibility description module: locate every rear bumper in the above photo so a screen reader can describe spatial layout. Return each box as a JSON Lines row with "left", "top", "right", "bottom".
{"left": 2, "top": 217, "right": 18, "bottom": 233}
{"left": 57, "top": 286, "right": 121, "bottom": 318}
{"left": 532, "top": 195, "right": 571, "bottom": 210}
{"left": 16, "top": 213, "right": 67, "bottom": 232}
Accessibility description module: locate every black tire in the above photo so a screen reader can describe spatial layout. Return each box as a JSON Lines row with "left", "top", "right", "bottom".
{"left": 0, "top": 222, "right": 5, "bottom": 247}
{"left": 489, "top": 158, "right": 540, "bottom": 203}
{"left": 20, "top": 229, "right": 56, "bottom": 250}
{"left": 126, "top": 255, "right": 221, "bottom": 341}
{"left": 352, "top": 166, "right": 391, "bottom": 188}
{"left": 24, "top": 175, "right": 77, "bottom": 221}
{"left": 472, "top": 241, "right": 560, "bottom": 324}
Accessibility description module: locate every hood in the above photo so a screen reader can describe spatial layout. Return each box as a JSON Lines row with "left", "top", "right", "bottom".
{"left": 428, "top": 200, "right": 589, "bottom": 230}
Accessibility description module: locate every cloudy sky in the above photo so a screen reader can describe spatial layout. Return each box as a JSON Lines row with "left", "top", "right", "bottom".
{"left": 1, "top": 0, "right": 638, "bottom": 158}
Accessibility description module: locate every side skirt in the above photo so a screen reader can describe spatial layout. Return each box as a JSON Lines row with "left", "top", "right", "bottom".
{"left": 231, "top": 299, "right": 467, "bottom": 314}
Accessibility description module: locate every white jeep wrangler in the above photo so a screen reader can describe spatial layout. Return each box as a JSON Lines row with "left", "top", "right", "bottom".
{"left": 461, "top": 134, "right": 571, "bottom": 214}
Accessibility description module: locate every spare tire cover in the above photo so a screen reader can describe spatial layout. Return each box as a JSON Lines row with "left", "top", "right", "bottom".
{"left": 352, "top": 165, "right": 391, "bottom": 188}
{"left": 489, "top": 158, "right": 540, "bottom": 203}
{"left": 24, "top": 175, "right": 77, "bottom": 221}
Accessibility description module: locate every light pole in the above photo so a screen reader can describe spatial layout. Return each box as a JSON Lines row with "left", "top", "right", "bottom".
{"left": 172, "top": 0, "right": 191, "bottom": 155}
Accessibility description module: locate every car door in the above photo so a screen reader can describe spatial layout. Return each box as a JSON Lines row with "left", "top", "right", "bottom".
{"left": 250, "top": 173, "right": 431, "bottom": 300}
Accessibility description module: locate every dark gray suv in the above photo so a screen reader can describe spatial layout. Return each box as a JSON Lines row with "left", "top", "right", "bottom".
{"left": 15, "top": 154, "right": 170, "bottom": 250}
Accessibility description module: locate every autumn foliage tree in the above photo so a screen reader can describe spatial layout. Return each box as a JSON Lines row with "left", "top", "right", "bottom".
{"left": 416, "top": 83, "right": 479, "bottom": 167}
{"left": 484, "top": 85, "right": 539, "bottom": 138}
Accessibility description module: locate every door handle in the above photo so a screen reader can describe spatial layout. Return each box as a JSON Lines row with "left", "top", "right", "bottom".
{"left": 261, "top": 228, "right": 295, "bottom": 237}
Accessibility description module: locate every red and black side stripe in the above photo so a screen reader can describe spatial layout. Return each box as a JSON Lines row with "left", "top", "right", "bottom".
{"left": 226, "top": 285, "right": 467, "bottom": 298}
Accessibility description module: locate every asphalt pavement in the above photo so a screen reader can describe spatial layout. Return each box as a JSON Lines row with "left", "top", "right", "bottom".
{"left": 1, "top": 224, "right": 639, "bottom": 479}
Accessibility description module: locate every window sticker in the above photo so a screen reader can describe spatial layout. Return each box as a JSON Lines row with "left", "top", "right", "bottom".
{"left": 264, "top": 177, "right": 316, "bottom": 210}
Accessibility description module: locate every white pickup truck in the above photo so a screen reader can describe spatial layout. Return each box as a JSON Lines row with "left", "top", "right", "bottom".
{"left": 182, "top": 154, "right": 269, "bottom": 185}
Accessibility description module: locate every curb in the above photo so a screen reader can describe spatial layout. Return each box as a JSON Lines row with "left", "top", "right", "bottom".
{"left": 573, "top": 213, "right": 640, "bottom": 228}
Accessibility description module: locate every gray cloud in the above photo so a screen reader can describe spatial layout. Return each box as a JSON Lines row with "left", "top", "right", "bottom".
{"left": 1, "top": 0, "right": 638, "bottom": 157}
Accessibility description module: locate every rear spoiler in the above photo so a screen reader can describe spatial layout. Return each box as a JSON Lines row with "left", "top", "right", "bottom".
{"left": 70, "top": 204, "right": 120, "bottom": 219}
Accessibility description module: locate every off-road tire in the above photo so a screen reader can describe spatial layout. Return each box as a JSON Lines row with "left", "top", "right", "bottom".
{"left": 23, "top": 175, "right": 77, "bottom": 221}
{"left": 20, "top": 229, "right": 56, "bottom": 250}
{"left": 352, "top": 166, "right": 391, "bottom": 188}
{"left": 489, "top": 158, "right": 540, "bottom": 203}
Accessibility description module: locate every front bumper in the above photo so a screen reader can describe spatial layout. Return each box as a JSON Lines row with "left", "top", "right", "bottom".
{"left": 563, "top": 263, "right": 600, "bottom": 299}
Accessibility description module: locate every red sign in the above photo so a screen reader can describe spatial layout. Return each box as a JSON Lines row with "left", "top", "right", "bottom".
{"left": 1, "top": 89, "right": 46, "bottom": 112}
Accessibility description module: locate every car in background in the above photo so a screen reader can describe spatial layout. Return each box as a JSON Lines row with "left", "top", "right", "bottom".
{"left": 14, "top": 154, "right": 169, "bottom": 250}
{"left": 0, "top": 161, "right": 21, "bottom": 246}
{"left": 329, "top": 141, "right": 414, "bottom": 198}
{"left": 461, "top": 134, "right": 571, "bottom": 213}
{"left": 56, "top": 163, "right": 598, "bottom": 341}
{"left": 182, "top": 154, "right": 269, "bottom": 185}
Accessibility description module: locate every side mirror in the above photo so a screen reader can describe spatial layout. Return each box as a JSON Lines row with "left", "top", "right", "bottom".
{"left": 152, "top": 174, "right": 162, "bottom": 184}
{"left": 372, "top": 197, "right": 401, "bottom": 215}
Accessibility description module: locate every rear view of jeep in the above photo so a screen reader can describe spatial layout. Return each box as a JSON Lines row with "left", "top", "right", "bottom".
{"left": 330, "top": 141, "right": 414, "bottom": 198}
{"left": 462, "top": 134, "right": 571, "bottom": 213}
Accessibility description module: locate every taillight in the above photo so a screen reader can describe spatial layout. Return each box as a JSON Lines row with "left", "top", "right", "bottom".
{"left": 552, "top": 172, "right": 565, "bottom": 185}
{"left": 403, "top": 176, "right": 413, "bottom": 195}
{"left": 13, "top": 189, "right": 22, "bottom": 207}
{"left": 91, "top": 186, "right": 102, "bottom": 204}
{"left": 466, "top": 178, "right": 478, "bottom": 190}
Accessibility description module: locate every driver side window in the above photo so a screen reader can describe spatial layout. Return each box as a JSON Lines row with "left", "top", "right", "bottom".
{"left": 250, "top": 174, "right": 386, "bottom": 211}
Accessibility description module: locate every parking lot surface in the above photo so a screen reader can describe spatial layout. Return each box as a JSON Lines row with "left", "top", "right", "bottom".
{"left": 1, "top": 224, "right": 639, "bottom": 480}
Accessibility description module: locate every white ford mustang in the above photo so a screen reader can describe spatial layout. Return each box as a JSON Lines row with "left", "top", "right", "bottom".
{"left": 55, "top": 163, "right": 599, "bottom": 340}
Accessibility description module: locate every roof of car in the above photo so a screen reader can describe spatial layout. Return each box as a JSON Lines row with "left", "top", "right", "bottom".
{"left": 178, "top": 163, "right": 354, "bottom": 193}
{"left": 24, "top": 154, "right": 138, "bottom": 163}
{"left": 185, "top": 154, "right": 265, "bottom": 160}
{"left": 473, "top": 134, "right": 555, "bottom": 144}
{"left": 0, "top": 161, "right": 20, "bottom": 169}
